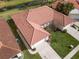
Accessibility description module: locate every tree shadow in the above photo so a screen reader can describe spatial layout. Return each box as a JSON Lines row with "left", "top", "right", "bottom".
{"left": 7, "top": 19, "right": 27, "bottom": 51}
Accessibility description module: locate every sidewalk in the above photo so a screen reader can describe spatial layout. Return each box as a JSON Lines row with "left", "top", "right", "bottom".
{"left": 64, "top": 45, "right": 79, "bottom": 59}
{"left": 35, "top": 41, "right": 61, "bottom": 59}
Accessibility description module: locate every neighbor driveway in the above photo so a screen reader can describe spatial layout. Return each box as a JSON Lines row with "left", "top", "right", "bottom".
{"left": 35, "top": 41, "right": 61, "bottom": 59}
{"left": 66, "top": 26, "right": 79, "bottom": 41}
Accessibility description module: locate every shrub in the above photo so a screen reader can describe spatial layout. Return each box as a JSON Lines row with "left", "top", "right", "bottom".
{"left": 62, "top": 29, "right": 67, "bottom": 33}
{"left": 56, "top": 2, "right": 74, "bottom": 15}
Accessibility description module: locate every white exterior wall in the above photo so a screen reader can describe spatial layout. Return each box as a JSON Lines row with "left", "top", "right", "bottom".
{"left": 10, "top": 52, "right": 23, "bottom": 59}
{"left": 31, "top": 36, "right": 49, "bottom": 49}
{"left": 75, "top": 22, "right": 79, "bottom": 26}
{"left": 63, "top": 23, "right": 73, "bottom": 30}
{"left": 69, "top": 14, "right": 79, "bottom": 20}
{"left": 41, "top": 22, "right": 52, "bottom": 28}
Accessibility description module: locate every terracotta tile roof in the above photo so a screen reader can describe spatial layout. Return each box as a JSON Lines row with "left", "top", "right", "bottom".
{"left": 28, "top": 21, "right": 50, "bottom": 45}
{"left": 27, "top": 6, "right": 54, "bottom": 25}
{"left": 53, "top": 10, "right": 64, "bottom": 29}
{"left": 53, "top": 10, "right": 76, "bottom": 29}
{"left": 11, "top": 11, "right": 34, "bottom": 45}
{"left": 64, "top": 15, "right": 76, "bottom": 26}
{"left": 11, "top": 6, "right": 75, "bottom": 46}
{"left": 12, "top": 11, "right": 50, "bottom": 46}
{"left": 0, "top": 46, "right": 20, "bottom": 59}
{"left": 0, "top": 18, "right": 21, "bottom": 59}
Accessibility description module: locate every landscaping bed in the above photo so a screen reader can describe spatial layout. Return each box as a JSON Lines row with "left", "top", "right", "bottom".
{"left": 45, "top": 25, "right": 79, "bottom": 58}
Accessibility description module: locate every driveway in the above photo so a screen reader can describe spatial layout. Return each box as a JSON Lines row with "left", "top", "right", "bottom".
{"left": 35, "top": 41, "right": 61, "bottom": 59}
{"left": 66, "top": 26, "right": 79, "bottom": 41}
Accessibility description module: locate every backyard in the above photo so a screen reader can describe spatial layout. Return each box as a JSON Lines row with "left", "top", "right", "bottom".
{"left": 45, "top": 25, "right": 79, "bottom": 58}
{"left": 0, "top": 0, "right": 52, "bottom": 8}
{"left": 0, "top": 5, "right": 41, "bottom": 20}
{"left": 0, "top": 0, "right": 32, "bottom": 8}
{"left": 0, "top": 0, "right": 52, "bottom": 20}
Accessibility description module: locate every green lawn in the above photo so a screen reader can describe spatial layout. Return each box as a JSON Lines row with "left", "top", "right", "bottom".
{"left": 0, "top": 0, "right": 53, "bottom": 20}
{"left": 0, "top": 4, "right": 42, "bottom": 20}
{"left": 23, "top": 50, "right": 41, "bottom": 59}
{"left": 0, "top": 0, "right": 32, "bottom": 8}
{"left": 72, "top": 51, "right": 79, "bottom": 59}
{"left": 50, "top": 31, "right": 79, "bottom": 58}
{"left": 0, "top": 8, "right": 25, "bottom": 20}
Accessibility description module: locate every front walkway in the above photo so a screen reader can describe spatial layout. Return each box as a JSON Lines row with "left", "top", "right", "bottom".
{"left": 64, "top": 45, "right": 79, "bottom": 59}
{"left": 35, "top": 41, "right": 61, "bottom": 59}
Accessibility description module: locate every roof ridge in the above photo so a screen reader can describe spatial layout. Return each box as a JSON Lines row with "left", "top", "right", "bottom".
{"left": 28, "top": 21, "right": 47, "bottom": 32}
{"left": 24, "top": 11, "right": 35, "bottom": 45}
{"left": 2, "top": 44, "right": 21, "bottom": 52}
{"left": 28, "top": 21, "right": 50, "bottom": 45}
{"left": 0, "top": 41, "right": 3, "bottom": 48}
{"left": 26, "top": 21, "right": 35, "bottom": 44}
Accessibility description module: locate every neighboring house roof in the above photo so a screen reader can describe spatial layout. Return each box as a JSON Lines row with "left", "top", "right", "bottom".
{"left": 11, "top": 10, "right": 50, "bottom": 46}
{"left": 11, "top": 6, "right": 75, "bottom": 46}
{"left": 0, "top": 18, "right": 21, "bottom": 59}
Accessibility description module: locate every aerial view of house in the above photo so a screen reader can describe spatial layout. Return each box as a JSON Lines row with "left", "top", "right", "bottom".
{"left": 0, "top": 0, "right": 79, "bottom": 59}
{"left": 11, "top": 5, "right": 76, "bottom": 49}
